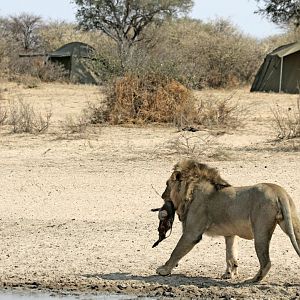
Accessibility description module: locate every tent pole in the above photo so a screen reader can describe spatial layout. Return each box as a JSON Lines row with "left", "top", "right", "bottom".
{"left": 279, "top": 56, "right": 283, "bottom": 93}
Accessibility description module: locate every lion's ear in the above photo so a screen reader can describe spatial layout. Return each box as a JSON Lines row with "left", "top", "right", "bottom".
{"left": 214, "top": 177, "right": 231, "bottom": 190}
{"left": 171, "top": 171, "right": 182, "bottom": 181}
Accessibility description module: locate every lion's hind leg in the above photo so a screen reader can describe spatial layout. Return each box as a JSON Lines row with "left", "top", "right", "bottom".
{"left": 245, "top": 219, "right": 276, "bottom": 283}
{"left": 222, "top": 236, "right": 239, "bottom": 279}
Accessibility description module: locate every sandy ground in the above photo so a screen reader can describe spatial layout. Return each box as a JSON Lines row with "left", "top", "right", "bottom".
{"left": 0, "top": 81, "right": 300, "bottom": 299}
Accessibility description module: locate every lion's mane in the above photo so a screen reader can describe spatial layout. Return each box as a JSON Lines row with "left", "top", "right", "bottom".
{"left": 173, "top": 159, "right": 231, "bottom": 220}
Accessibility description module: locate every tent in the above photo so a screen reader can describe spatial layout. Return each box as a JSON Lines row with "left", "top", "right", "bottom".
{"left": 48, "top": 42, "right": 98, "bottom": 84}
{"left": 251, "top": 41, "right": 300, "bottom": 94}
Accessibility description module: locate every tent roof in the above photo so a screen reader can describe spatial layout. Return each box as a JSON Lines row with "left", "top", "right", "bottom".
{"left": 270, "top": 41, "right": 300, "bottom": 57}
{"left": 48, "top": 42, "right": 95, "bottom": 58}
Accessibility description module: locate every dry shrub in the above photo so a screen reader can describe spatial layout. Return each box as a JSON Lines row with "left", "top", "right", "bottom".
{"left": 272, "top": 97, "right": 300, "bottom": 140}
{"left": 157, "top": 131, "right": 230, "bottom": 160}
{"left": 196, "top": 94, "right": 243, "bottom": 129}
{"left": 86, "top": 74, "right": 243, "bottom": 131}
{"left": 82, "top": 102, "right": 107, "bottom": 125}
{"left": 0, "top": 105, "right": 7, "bottom": 124}
{"left": 61, "top": 115, "right": 88, "bottom": 134}
{"left": 37, "top": 61, "right": 68, "bottom": 82}
{"left": 135, "top": 18, "right": 265, "bottom": 89}
{"left": 7, "top": 99, "right": 52, "bottom": 133}
{"left": 104, "top": 73, "right": 196, "bottom": 125}
{"left": 0, "top": 91, "right": 7, "bottom": 124}
{"left": 164, "top": 132, "right": 214, "bottom": 157}
{"left": 9, "top": 57, "right": 68, "bottom": 84}
{"left": 9, "top": 75, "right": 41, "bottom": 89}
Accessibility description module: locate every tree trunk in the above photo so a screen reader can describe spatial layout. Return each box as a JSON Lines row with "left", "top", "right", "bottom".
{"left": 118, "top": 38, "right": 134, "bottom": 73}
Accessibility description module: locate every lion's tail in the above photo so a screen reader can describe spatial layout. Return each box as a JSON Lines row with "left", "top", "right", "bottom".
{"left": 278, "top": 195, "right": 300, "bottom": 257}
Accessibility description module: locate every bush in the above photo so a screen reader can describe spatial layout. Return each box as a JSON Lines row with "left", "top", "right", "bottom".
{"left": 0, "top": 15, "right": 275, "bottom": 88}
{"left": 82, "top": 102, "right": 109, "bottom": 125}
{"left": 7, "top": 99, "right": 52, "bottom": 133}
{"left": 102, "top": 73, "right": 197, "bottom": 125}
{"left": 0, "top": 106, "right": 7, "bottom": 124}
{"left": 0, "top": 91, "right": 7, "bottom": 124}
{"left": 164, "top": 132, "right": 214, "bottom": 157}
{"left": 84, "top": 73, "right": 243, "bottom": 131}
{"left": 8, "top": 57, "right": 68, "bottom": 83}
{"left": 195, "top": 94, "right": 242, "bottom": 129}
{"left": 272, "top": 97, "right": 300, "bottom": 140}
{"left": 61, "top": 115, "right": 88, "bottom": 134}
{"left": 8, "top": 75, "right": 41, "bottom": 88}
{"left": 129, "top": 18, "right": 265, "bottom": 89}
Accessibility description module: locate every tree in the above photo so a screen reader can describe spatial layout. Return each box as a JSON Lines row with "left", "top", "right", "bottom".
{"left": 73, "top": 0, "right": 194, "bottom": 69}
{"left": 256, "top": 0, "right": 300, "bottom": 27}
{"left": 7, "top": 13, "right": 42, "bottom": 52}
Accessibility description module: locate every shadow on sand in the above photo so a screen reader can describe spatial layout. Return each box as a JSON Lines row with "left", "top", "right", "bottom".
{"left": 82, "top": 272, "right": 300, "bottom": 290}
{"left": 83, "top": 272, "right": 239, "bottom": 288}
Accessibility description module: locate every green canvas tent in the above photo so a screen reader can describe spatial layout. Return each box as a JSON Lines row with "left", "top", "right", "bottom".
{"left": 48, "top": 42, "right": 98, "bottom": 84}
{"left": 251, "top": 41, "right": 300, "bottom": 94}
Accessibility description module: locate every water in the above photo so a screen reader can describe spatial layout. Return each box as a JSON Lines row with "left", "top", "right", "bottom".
{"left": 0, "top": 291, "right": 154, "bottom": 300}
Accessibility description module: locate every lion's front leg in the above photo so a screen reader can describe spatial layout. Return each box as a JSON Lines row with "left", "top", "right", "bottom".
{"left": 222, "top": 236, "right": 239, "bottom": 279}
{"left": 156, "top": 232, "right": 202, "bottom": 276}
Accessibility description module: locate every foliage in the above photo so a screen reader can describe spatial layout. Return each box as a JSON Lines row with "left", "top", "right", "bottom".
{"left": 129, "top": 18, "right": 265, "bottom": 88}
{"left": 8, "top": 57, "right": 68, "bottom": 83}
{"left": 0, "top": 12, "right": 280, "bottom": 88}
{"left": 38, "top": 21, "right": 79, "bottom": 52}
{"left": 261, "top": 27, "right": 300, "bottom": 54}
{"left": 73, "top": 0, "right": 194, "bottom": 69}
{"left": 256, "top": 0, "right": 300, "bottom": 27}
{"left": 6, "top": 13, "right": 42, "bottom": 52}
{"left": 38, "top": 21, "right": 104, "bottom": 52}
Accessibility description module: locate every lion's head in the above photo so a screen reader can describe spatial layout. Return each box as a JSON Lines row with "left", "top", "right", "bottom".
{"left": 161, "top": 159, "right": 231, "bottom": 221}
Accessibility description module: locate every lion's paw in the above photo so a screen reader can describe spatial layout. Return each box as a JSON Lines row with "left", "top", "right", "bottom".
{"left": 156, "top": 265, "right": 172, "bottom": 276}
{"left": 243, "top": 277, "right": 260, "bottom": 284}
{"left": 221, "top": 270, "right": 238, "bottom": 280}
{"left": 221, "top": 272, "right": 233, "bottom": 279}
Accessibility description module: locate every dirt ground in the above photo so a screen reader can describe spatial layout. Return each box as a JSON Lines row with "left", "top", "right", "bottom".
{"left": 0, "top": 81, "right": 299, "bottom": 299}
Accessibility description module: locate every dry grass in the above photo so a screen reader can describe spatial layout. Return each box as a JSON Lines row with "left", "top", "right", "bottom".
{"left": 9, "top": 75, "right": 41, "bottom": 89}
{"left": 7, "top": 99, "right": 52, "bottom": 134}
{"left": 0, "top": 89, "right": 8, "bottom": 124}
{"left": 82, "top": 102, "right": 108, "bottom": 125}
{"left": 195, "top": 93, "right": 243, "bottom": 129}
{"left": 161, "top": 132, "right": 215, "bottom": 158}
{"left": 0, "top": 104, "right": 7, "bottom": 125}
{"left": 61, "top": 115, "right": 89, "bottom": 134}
{"left": 272, "top": 97, "right": 300, "bottom": 140}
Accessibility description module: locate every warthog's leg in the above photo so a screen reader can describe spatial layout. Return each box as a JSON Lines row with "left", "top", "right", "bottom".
{"left": 222, "top": 236, "right": 239, "bottom": 279}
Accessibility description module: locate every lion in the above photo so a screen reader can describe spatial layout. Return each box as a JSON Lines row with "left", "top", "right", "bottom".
{"left": 156, "top": 159, "right": 300, "bottom": 282}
